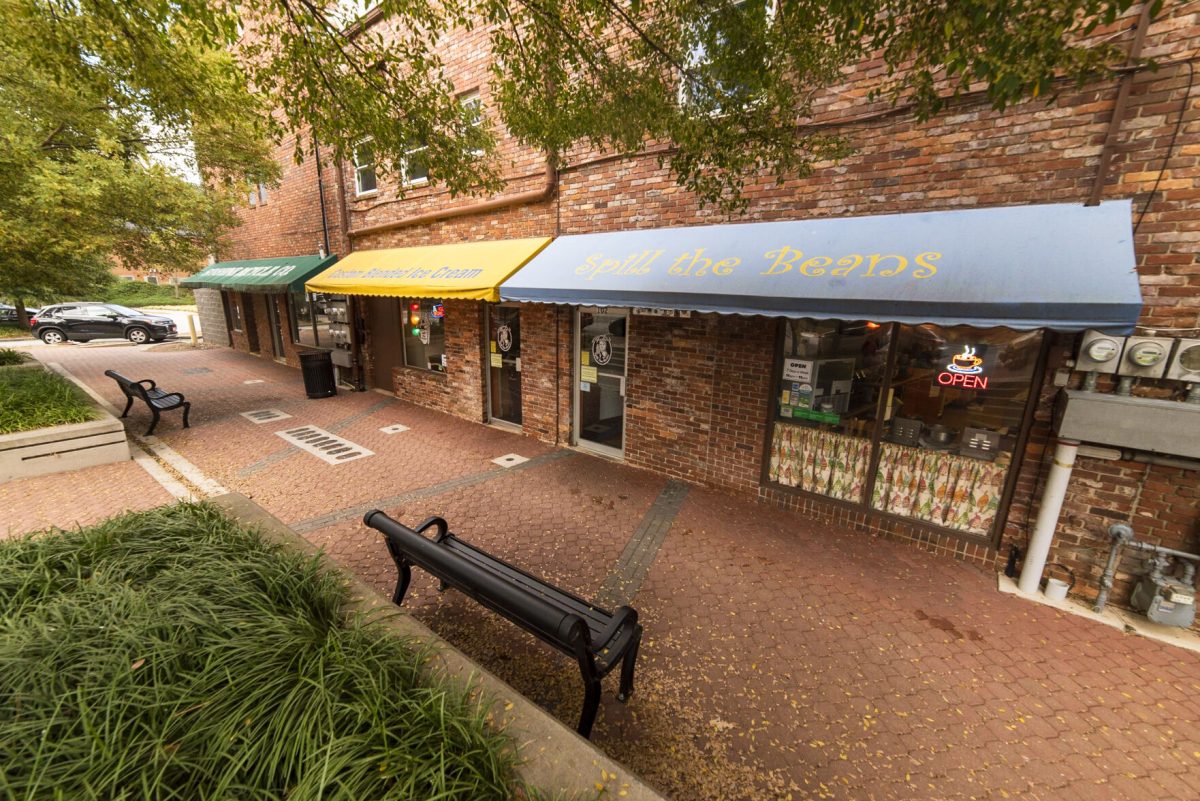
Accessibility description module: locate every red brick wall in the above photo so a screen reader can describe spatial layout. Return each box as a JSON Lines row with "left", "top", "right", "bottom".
{"left": 222, "top": 132, "right": 348, "bottom": 262}
{"left": 222, "top": 5, "right": 1200, "bottom": 618}
{"left": 385, "top": 299, "right": 487, "bottom": 422}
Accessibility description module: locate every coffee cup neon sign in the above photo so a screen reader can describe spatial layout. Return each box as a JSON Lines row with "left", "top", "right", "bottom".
{"left": 937, "top": 345, "right": 989, "bottom": 389}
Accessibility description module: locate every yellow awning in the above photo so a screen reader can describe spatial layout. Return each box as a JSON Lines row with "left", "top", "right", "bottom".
{"left": 304, "top": 237, "right": 552, "bottom": 301}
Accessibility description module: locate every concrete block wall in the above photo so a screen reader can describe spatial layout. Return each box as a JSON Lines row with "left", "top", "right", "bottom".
{"left": 194, "top": 289, "right": 230, "bottom": 347}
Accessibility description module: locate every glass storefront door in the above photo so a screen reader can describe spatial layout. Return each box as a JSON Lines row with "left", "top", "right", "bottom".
{"left": 487, "top": 305, "right": 522, "bottom": 426}
{"left": 575, "top": 307, "right": 628, "bottom": 457}
{"left": 266, "top": 297, "right": 285, "bottom": 360}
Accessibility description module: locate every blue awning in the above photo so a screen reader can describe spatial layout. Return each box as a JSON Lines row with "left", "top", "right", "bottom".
{"left": 500, "top": 201, "right": 1142, "bottom": 332}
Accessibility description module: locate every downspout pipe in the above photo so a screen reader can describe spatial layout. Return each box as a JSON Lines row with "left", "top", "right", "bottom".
{"left": 1018, "top": 439, "right": 1081, "bottom": 594}
{"left": 313, "top": 137, "right": 332, "bottom": 257}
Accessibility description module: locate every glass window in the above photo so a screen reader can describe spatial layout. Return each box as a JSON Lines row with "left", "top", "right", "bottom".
{"left": 354, "top": 141, "right": 377, "bottom": 195}
{"left": 288, "top": 290, "right": 320, "bottom": 346}
{"left": 402, "top": 298, "right": 446, "bottom": 372}
{"left": 767, "top": 320, "right": 1043, "bottom": 539}
{"left": 403, "top": 142, "right": 429, "bottom": 186}
{"left": 768, "top": 320, "right": 890, "bottom": 502}
{"left": 313, "top": 294, "right": 335, "bottom": 345}
{"left": 679, "top": 0, "right": 773, "bottom": 111}
{"left": 459, "top": 89, "right": 484, "bottom": 156}
{"left": 871, "top": 326, "right": 1042, "bottom": 536}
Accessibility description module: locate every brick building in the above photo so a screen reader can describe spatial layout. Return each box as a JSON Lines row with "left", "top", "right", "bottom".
{"left": 203, "top": 4, "right": 1199, "bottom": 622}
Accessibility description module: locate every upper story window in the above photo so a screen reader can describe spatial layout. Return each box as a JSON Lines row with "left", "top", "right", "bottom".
{"left": 329, "top": 0, "right": 375, "bottom": 29}
{"left": 354, "top": 141, "right": 378, "bottom": 196}
{"left": 248, "top": 182, "right": 269, "bottom": 207}
{"left": 459, "top": 89, "right": 484, "bottom": 156}
{"left": 402, "top": 141, "right": 429, "bottom": 187}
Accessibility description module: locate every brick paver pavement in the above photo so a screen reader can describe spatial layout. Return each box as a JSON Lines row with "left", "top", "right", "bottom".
{"left": 18, "top": 342, "right": 1200, "bottom": 801}
{"left": 2, "top": 459, "right": 174, "bottom": 539}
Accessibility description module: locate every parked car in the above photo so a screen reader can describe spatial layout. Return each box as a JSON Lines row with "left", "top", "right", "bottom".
{"left": 0, "top": 304, "right": 16, "bottom": 323}
{"left": 31, "top": 303, "right": 177, "bottom": 345}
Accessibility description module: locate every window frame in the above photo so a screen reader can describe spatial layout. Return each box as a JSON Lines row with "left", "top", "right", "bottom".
{"left": 677, "top": 0, "right": 777, "bottom": 113}
{"left": 761, "top": 320, "right": 1049, "bottom": 548}
{"left": 400, "top": 297, "right": 447, "bottom": 373}
{"left": 287, "top": 290, "right": 321, "bottom": 347}
{"left": 353, "top": 139, "right": 378, "bottom": 196}
{"left": 401, "top": 142, "right": 430, "bottom": 188}
{"left": 458, "top": 88, "right": 484, "bottom": 157}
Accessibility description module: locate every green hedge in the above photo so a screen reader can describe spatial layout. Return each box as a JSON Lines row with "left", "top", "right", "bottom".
{"left": 0, "top": 503, "right": 530, "bottom": 800}
{"left": 103, "top": 281, "right": 195, "bottom": 307}
{"left": 0, "top": 368, "right": 97, "bottom": 434}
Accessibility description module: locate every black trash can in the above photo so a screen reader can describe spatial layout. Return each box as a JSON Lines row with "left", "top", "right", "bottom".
{"left": 299, "top": 351, "right": 337, "bottom": 399}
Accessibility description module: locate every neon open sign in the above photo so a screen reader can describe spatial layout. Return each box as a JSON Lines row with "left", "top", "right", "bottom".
{"left": 936, "top": 345, "right": 989, "bottom": 389}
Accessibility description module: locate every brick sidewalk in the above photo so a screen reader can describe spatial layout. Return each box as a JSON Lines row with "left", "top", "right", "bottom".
{"left": 18, "top": 343, "right": 1200, "bottom": 801}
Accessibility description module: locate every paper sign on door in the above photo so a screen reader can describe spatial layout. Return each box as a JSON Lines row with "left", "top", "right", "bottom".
{"left": 580, "top": 365, "right": 598, "bottom": 383}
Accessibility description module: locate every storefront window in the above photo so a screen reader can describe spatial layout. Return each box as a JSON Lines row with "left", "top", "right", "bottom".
{"left": 768, "top": 320, "right": 1043, "bottom": 538}
{"left": 289, "top": 290, "right": 320, "bottom": 347}
{"left": 402, "top": 298, "right": 446, "bottom": 372}
{"left": 768, "top": 320, "right": 890, "bottom": 502}
{"left": 871, "top": 325, "right": 1042, "bottom": 535}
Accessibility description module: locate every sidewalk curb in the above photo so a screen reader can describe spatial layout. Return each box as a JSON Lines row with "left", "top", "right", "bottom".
{"left": 210, "top": 492, "right": 668, "bottom": 801}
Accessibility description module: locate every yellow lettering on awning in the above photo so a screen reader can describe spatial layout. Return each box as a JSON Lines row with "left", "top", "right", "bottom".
{"left": 305, "top": 238, "right": 552, "bottom": 300}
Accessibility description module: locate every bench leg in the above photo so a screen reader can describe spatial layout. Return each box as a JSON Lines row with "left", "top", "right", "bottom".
{"left": 577, "top": 676, "right": 602, "bottom": 739}
{"left": 392, "top": 561, "right": 412, "bottom": 606}
{"left": 145, "top": 409, "right": 160, "bottom": 437}
{"left": 617, "top": 630, "right": 641, "bottom": 703}
{"left": 182, "top": 402, "right": 191, "bottom": 429}
{"left": 121, "top": 396, "right": 133, "bottom": 418}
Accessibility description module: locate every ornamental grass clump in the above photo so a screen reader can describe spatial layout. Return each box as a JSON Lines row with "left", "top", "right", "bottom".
{"left": 0, "top": 503, "right": 526, "bottom": 800}
{"left": 0, "top": 367, "right": 97, "bottom": 434}
{"left": 0, "top": 348, "right": 30, "bottom": 365}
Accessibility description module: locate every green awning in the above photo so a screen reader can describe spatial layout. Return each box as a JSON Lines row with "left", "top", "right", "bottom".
{"left": 181, "top": 254, "right": 337, "bottom": 293}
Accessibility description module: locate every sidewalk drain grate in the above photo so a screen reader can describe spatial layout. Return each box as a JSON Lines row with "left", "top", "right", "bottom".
{"left": 380, "top": 424, "right": 410, "bottom": 434}
{"left": 240, "top": 408, "right": 293, "bottom": 424}
{"left": 491, "top": 453, "right": 529, "bottom": 468}
{"left": 183, "top": 367, "right": 213, "bottom": 375}
{"left": 276, "top": 425, "right": 374, "bottom": 464}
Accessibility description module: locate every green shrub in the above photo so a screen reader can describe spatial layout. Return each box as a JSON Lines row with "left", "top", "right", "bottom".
{"left": 0, "top": 324, "right": 30, "bottom": 339}
{"left": 103, "top": 281, "right": 195, "bottom": 307}
{"left": 0, "top": 503, "right": 528, "bottom": 800}
{"left": 0, "top": 348, "right": 31, "bottom": 366}
{"left": 0, "top": 368, "right": 98, "bottom": 434}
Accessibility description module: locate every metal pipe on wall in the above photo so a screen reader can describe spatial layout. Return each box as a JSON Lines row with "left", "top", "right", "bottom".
{"left": 1018, "top": 439, "right": 1081, "bottom": 594}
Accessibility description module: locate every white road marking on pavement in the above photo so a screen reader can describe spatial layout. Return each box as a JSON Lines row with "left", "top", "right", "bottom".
{"left": 130, "top": 442, "right": 194, "bottom": 500}
{"left": 139, "top": 437, "right": 229, "bottom": 497}
{"left": 491, "top": 453, "right": 529, "bottom": 468}
{"left": 243, "top": 379, "right": 265, "bottom": 384}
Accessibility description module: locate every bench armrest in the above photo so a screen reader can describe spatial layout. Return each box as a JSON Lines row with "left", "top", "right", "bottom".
{"left": 136, "top": 379, "right": 157, "bottom": 390}
{"left": 594, "top": 604, "right": 638, "bottom": 650}
{"left": 413, "top": 515, "right": 449, "bottom": 542}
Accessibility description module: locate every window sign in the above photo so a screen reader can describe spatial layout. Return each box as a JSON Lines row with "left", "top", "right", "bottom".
{"left": 936, "top": 344, "right": 990, "bottom": 389}
{"left": 782, "top": 358, "right": 812, "bottom": 383}
{"left": 402, "top": 298, "right": 447, "bottom": 372}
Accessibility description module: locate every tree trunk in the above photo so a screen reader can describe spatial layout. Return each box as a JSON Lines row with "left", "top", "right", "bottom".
{"left": 14, "top": 298, "right": 29, "bottom": 329}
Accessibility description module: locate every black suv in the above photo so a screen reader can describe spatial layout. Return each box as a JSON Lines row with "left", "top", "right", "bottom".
{"left": 32, "top": 303, "right": 177, "bottom": 345}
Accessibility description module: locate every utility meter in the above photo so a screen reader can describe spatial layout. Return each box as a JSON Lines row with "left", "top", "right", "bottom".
{"left": 1166, "top": 338, "right": 1200, "bottom": 381}
{"left": 1075, "top": 330, "right": 1125, "bottom": 373}
{"left": 1117, "top": 336, "right": 1173, "bottom": 379}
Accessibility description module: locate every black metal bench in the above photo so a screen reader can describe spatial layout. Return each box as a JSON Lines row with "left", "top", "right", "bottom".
{"left": 364, "top": 510, "right": 642, "bottom": 738}
{"left": 104, "top": 369, "right": 191, "bottom": 436}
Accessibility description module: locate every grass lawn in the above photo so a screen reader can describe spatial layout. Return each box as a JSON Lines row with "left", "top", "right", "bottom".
{"left": 0, "top": 324, "right": 30, "bottom": 339}
{"left": 0, "top": 504, "right": 530, "bottom": 800}
{"left": 0, "top": 367, "right": 98, "bottom": 435}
